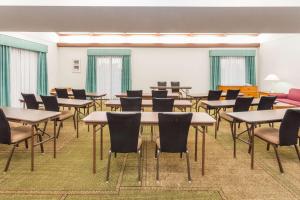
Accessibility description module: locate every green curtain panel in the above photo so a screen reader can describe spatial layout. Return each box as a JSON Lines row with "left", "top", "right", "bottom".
{"left": 0, "top": 45, "right": 10, "bottom": 106}
{"left": 37, "top": 52, "right": 48, "bottom": 95}
{"left": 245, "top": 56, "right": 256, "bottom": 85}
{"left": 121, "top": 55, "right": 132, "bottom": 92}
{"left": 210, "top": 56, "right": 221, "bottom": 90}
{"left": 85, "top": 55, "right": 97, "bottom": 93}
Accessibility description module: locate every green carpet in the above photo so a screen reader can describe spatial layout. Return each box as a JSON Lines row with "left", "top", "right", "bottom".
{"left": 0, "top": 104, "right": 299, "bottom": 200}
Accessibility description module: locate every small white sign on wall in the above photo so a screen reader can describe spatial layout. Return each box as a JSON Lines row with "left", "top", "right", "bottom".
{"left": 72, "top": 59, "right": 81, "bottom": 73}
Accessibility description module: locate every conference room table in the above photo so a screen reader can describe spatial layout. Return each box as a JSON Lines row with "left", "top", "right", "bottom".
{"left": 188, "top": 92, "right": 244, "bottom": 111}
{"left": 50, "top": 91, "right": 106, "bottom": 111}
{"left": 83, "top": 111, "right": 216, "bottom": 175}
{"left": 150, "top": 86, "right": 192, "bottom": 97}
{"left": 226, "top": 109, "right": 298, "bottom": 170}
{"left": 105, "top": 99, "right": 192, "bottom": 112}
{"left": 1, "top": 107, "right": 60, "bottom": 171}
{"left": 20, "top": 96, "right": 93, "bottom": 138}
{"left": 115, "top": 92, "right": 180, "bottom": 99}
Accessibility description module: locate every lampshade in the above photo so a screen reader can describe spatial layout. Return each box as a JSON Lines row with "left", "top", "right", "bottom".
{"left": 264, "top": 74, "right": 280, "bottom": 81}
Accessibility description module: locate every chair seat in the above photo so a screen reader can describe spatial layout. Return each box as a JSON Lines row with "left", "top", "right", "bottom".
{"left": 254, "top": 127, "right": 279, "bottom": 145}
{"left": 10, "top": 126, "right": 32, "bottom": 143}
{"left": 59, "top": 110, "right": 73, "bottom": 121}
{"left": 219, "top": 112, "right": 234, "bottom": 122}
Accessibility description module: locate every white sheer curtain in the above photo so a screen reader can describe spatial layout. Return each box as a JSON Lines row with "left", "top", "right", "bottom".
{"left": 96, "top": 56, "right": 122, "bottom": 99}
{"left": 220, "top": 56, "right": 246, "bottom": 86}
{"left": 10, "top": 48, "right": 38, "bottom": 107}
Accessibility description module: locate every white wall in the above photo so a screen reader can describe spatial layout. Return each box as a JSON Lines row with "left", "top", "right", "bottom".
{"left": 259, "top": 34, "right": 300, "bottom": 93}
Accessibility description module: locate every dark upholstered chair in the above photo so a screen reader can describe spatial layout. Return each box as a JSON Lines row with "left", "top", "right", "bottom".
{"left": 152, "top": 90, "right": 168, "bottom": 98}
{"left": 254, "top": 109, "right": 300, "bottom": 173}
{"left": 55, "top": 88, "right": 69, "bottom": 99}
{"left": 127, "top": 90, "right": 143, "bottom": 98}
{"left": 152, "top": 98, "right": 174, "bottom": 112}
{"left": 40, "top": 96, "right": 74, "bottom": 137}
{"left": 199, "top": 90, "right": 223, "bottom": 112}
{"left": 0, "top": 109, "right": 44, "bottom": 171}
{"left": 120, "top": 97, "right": 142, "bottom": 111}
{"left": 157, "top": 81, "right": 167, "bottom": 87}
{"left": 225, "top": 90, "right": 240, "bottom": 100}
{"left": 257, "top": 96, "right": 277, "bottom": 110}
{"left": 21, "top": 93, "right": 39, "bottom": 110}
{"left": 106, "top": 112, "right": 142, "bottom": 182}
{"left": 171, "top": 81, "right": 180, "bottom": 93}
{"left": 217, "top": 97, "right": 254, "bottom": 138}
{"left": 72, "top": 89, "right": 87, "bottom": 100}
{"left": 156, "top": 113, "right": 193, "bottom": 182}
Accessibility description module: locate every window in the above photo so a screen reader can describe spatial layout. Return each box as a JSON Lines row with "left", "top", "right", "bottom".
{"left": 220, "top": 56, "right": 246, "bottom": 86}
{"left": 96, "top": 56, "right": 122, "bottom": 99}
{"left": 10, "top": 48, "right": 38, "bottom": 107}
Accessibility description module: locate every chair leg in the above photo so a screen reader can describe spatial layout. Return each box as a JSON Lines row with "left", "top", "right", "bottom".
{"left": 38, "top": 134, "right": 44, "bottom": 153}
{"left": 151, "top": 126, "right": 153, "bottom": 141}
{"left": 155, "top": 145, "right": 157, "bottom": 158}
{"left": 114, "top": 152, "right": 117, "bottom": 158}
{"left": 156, "top": 150, "right": 160, "bottom": 181}
{"left": 186, "top": 150, "right": 192, "bottom": 182}
{"left": 4, "top": 145, "right": 16, "bottom": 172}
{"left": 106, "top": 150, "right": 112, "bottom": 182}
{"left": 73, "top": 112, "right": 76, "bottom": 130}
{"left": 272, "top": 145, "right": 284, "bottom": 173}
{"left": 138, "top": 149, "right": 142, "bottom": 182}
{"left": 25, "top": 139, "right": 28, "bottom": 149}
{"left": 294, "top": 145, "right": 300, "bottom": 161}
{"left": 267, "top": 143, "right": 270, "bottom": 151}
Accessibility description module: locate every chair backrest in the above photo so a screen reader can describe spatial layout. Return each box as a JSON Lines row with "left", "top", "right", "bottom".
{"left": 152, "top": 90, "right": 168, "bottom": 98}
{"left": 158, "top": 113, "right": 192, "bottom": 153}
{"left": 55, "top": 88, "right": 69, "bottom": 98}
{"left": 127, "top": 90, "right": 143, "bottom": 98}
{"left": 257, "top": 96, "right": 277, "bottom": 110}
{"left": 120, "top": 97, "right": 142, "bottom": 111}
{"left": 152, "top": 98, "right": 174, "bottom": 112}
{"left": 157, "top": 81, "right": 167, "bottom": 87}
{"left": 40, "top": 95, "right": 59, "bottom": 112}
{"left": 225, "top": 90, "right": 240, "bottom": 100}
{"left": 0, "top": 109, "right": 11, "bottom": 144}
{"left": 72, "top": 89, "right": 87, "bottom": 100}
{"left": 233, "top": 97, "right": 254, "bottom": 112}
{"left": 207, "top": 90, "right": 222, "bottom": 101}
{"left": 279, "top": 109, "right": 300, "bottom": 146}
{"left": 21, "top": 93, "right": 39, "bottom": 110}
{"left": 107, "top": 112, "right": 141, "bottom": 153}
{"left": 171, "top": 81, "right": 180, "bottom": 93}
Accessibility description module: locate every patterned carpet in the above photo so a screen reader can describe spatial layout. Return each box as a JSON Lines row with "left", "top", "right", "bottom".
{"left": 0, "top": 104, "right": 299, "bottom": 200}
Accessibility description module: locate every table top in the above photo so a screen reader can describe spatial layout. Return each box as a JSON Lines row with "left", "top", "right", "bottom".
{"left": 115, "top": 92, "right": 179, "bottom": 98}
{"left": 201, "top": 98, "right": 260, "bottom": 108}
{"left": 50, "top": 91, "right": 106, "bottom": 98}
{"left": 105, "top": 99, "right": 192, "bottom": 107}
{"left": 226, "top": 109, "right": 293, "bottom": 124}
{"left": 1, "top": 107, "right": 61, "bottom": 124}
{"left": 83, "top": 111, "right": 216, "bottom": 126}
{"left": 189, "top": 92, "right": 244, "bottom": 98}
{"left": 20, "top": 95, "right": 93, "bottom": 107}
{"left": 150, "top": 86, "right": 192, "bottom": 90}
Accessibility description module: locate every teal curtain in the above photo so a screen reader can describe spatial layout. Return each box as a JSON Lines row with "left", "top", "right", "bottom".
{"left": 0, "top": 45, "right": 10, "bottom": 106}
{"left": 210, "top": 56, "right": 221, "bottom": 90}
{"left": 37, "top": 52, "right": 48, "bottom": 95}
{"left": 85, "top": 55, "right": 97, "bottom": 92}
{"left": 245, "top": 56, "right": 256, "bottom": 85}
{"left": 121, "top": 55, "right": 132, "bottom": 92}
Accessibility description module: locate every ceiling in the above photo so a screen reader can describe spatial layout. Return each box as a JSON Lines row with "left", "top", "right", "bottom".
{"left": 1, "top": 6, "right": 300, "bottom": 33}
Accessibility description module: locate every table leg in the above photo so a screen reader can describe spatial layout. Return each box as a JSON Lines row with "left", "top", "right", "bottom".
{"left": 100, "top": 126, "right": 103, "bottom": 160}
{"left": 251, "top": 124, "right": 255, "bottom": 169}
{"left": 93, "top": 99, "right": 96, "bottom": 111}
{"left": 233, "top": 122, "right": 237, "bottom": 158}
{"left": 31, "top": 125, "right": 35, "bottom": 171}
{"left": 93, "top": 124, "right": 96, "bottom": 174}
{"left": 195, "top": 127, "right": 198, "bottom": 161}
{"left": 202, "top": 126, "right": 206, "bottom": 176}
{"left": 76, "top": 108, "right": 79, "bottom": 138}
{"left": 100, "top": 97, "right": 103, "bottom": 111}
{"left": 54, "top": 119, "right": 57, "bottom": 158}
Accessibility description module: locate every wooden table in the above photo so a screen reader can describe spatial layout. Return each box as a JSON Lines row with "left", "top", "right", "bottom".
{"left": 105, "top": 99, "right": 192, "bottom": 112}
{"left": 115, "top": 92, "right": 179, "bottom": 99}
{"left": 50, "top": 91, "right": 106, "bottom": 111}
{"left": 226, "top": 109, "right": 296, "bottom": 170}
{"left": 188, "top": 92, "right": 244, "bottom": 111}
{"left": 1, "top": 107, "right": 60, "bottom": 171}
{"left": 83, "top": 111, "right": 216, "bottom": 175}
{"left": 20, "top": 96, "right": 93, "bottom": 138}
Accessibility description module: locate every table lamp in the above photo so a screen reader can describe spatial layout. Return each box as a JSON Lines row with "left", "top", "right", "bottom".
{"left": 264, "top": 74, "right": 280, "bottom": 93}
